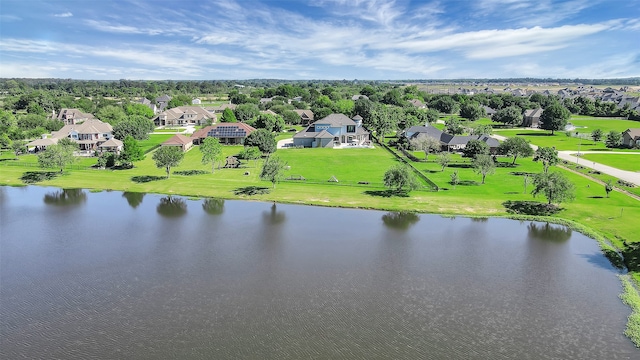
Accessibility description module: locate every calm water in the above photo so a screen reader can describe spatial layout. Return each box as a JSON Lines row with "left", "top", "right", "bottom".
{"left": 0, "top": 186, "right": 637, "bottom": 359}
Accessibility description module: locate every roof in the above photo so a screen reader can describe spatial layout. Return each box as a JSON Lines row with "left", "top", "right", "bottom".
{"left": 99, "top": 138, "right": 124, "bottom": 148}
{"left": 351, "top": 94, "right": 369, "bottom": 101}
{"left": 312, "top": 113, "right": 356, "bottom": 127}
{"left": 193, "top": 123, "right": 256, "bottom": 139}
{"left": 162, "top": 134, "right": 193, "bottom": 146}
{"left": 523, "top": 108, "right": 543, "bottom": 118}
{"left": 154, "top": 106, "right": 215, "bottom": 123}
{"left": 52, "top": 119, "right": 113, "bottom": 139}
{"left": 27, "top": 138, "right": 58, "bottom": 147}
{"left": 293, "top": 109, "right": 314, "bottom": 119}
{"left": 624, "top": 128, "right": 640, "bottom": 139}
{"left": 56, "top": 108, "right": 95, "bottom": 121}
{"left": 156, "top": 94, "right": 172, "bottom": 102}
{"left": 293, "top": 128, "right": 334, "bottom": 139}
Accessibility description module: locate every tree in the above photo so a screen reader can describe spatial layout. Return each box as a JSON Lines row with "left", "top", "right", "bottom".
{"left": 463, "top": 139, "right": 489, "bottom": 158}
{"left": 245, "top": 128, "right": 277, "bottom": 154}
{"left": 460, "top": 101, "right": 484, "bottom": 121}
{"left": 0, "top": 134, "right": 12, "bottom": 149}
{"left": 498, "top": 137, "right": 534, "bottom": 165}
{"left": 11, "top": 140, "right": 26, "bottom": 158}
{"left": 533, "top": 146, "right": 559, "bottom": 173}
{"left": 383, "top": 164, "right": 419, "bottom": 193}
{"left": 200, "top": 137, "right": 223, "bottom": 173}
{"left": 591, "top": 128, "right": 603, "bottom": 142}
{"left": 260, "top": 156, "right": 288, "bottom": 188}
{"left": 473, "top": 154, "right": 496, "bottom": 184}
{"left": 37, "top": 143, "right": 75, "bottom": 172}
{"left": 119, "top": 135, "right": 144, "bottom": 167}
{"left": 354, "top": 97, "right": 375, "bottom": 125}
{"left": 444, "top": 117, "right": 463, "bottom": 135}
{"left": 531, "top": 171, "right": 575, "bottom": 205}
{"left": 431, "top": 96, "right": 459, "bottom": 114}
{"left": 371, "top": 105, "right": 399, "bottom": 138}
{"left": 152, "top": 146, "right": 184, "bottom": 178}
{"left": 605, "top": 130, "right": 622, "bottom": 148}
{"left": 113, "top": 115, "right": 155, "bottom": 140}
{"left": 523, "top": 174, "right": 532, "bottom": 194}
{"left": 540, "top": 103, "right": 570, "bottom": 135}
{"left": 472, "top": 124, "right": 493, "bottom": 136}
{"left": 450, "top": 170, "right": 459, "bottom": 187}
{"left": 436, "top": 152, "right": 451, "bottom": 171}
{"left": 96, "top": 105, "right": 127, "bottom": 125}
{"left": 238, "top": 146, "right": 262, "bottom": 164}
{"left": 410, "top": 136, "right": 440, "bottom": 160}
{"left": 234, "top": 103, "right": 260, "bottom": 123}
{"left": 605, "top": 180, "right": 613, "bottom": 198}
{"left": 493, "top": 106, "right": 522, "bottom": 127}
{"left": 125, "top": 103, "right": 154, "bottom": 118}
{"left": 221, "top": 107, "right": 238, "bottom": 123}
{"left": 255, "top": 113, "right": 285, "bottom": 132}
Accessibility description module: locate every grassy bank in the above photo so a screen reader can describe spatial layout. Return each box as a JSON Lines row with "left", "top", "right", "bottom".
{"left": 580, "top": 153, "right": 640, "bottom": 172}
{"left": 619, "top": 275, "right": 640, "bottom": 347}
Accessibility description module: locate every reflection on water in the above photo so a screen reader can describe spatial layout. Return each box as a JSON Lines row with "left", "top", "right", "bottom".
{"left": 381, "top": 211, "right": 420, "bottom": 230}
{"left": 43, "top": 189, "right": 87, "bottom": 206}
{"left": 262, "top": 203, "right": 285, "bottom": 225}
{"left": 156, "top": 196, "right": 187, "bottom": 217}
{"left": 528, "top": 222, "right": 572, "bottom": 243}
{"left": 122, "top": 192, "right": 145, "bottom": 208}
{"left": 202, "top": 198, "right": 224, "bottom": 215}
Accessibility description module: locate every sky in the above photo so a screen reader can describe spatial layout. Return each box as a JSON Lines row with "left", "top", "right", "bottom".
{"left": 0, "top": 0, "right": 639, "bottom": 80}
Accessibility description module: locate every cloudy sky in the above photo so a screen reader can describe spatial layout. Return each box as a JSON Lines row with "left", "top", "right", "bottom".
{"left": 1, "top": 0, "right": 638, "bottom": 80}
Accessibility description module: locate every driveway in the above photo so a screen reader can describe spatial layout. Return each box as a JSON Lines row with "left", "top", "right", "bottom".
{"left": 277, "top": 138, "right": 293, "bottom": 149}
{"left": 490, "top": 134, "right": 640, "bottom": 186}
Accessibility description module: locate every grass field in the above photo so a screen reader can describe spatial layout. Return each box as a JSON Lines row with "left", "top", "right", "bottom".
{"left": 568, "top": 116, "right": 640, "bottom": 134}
{"left": 493, "top": 129, "right": 608, "bottom": 151}
{"left": 580, "top": 153, "right": 640, "bottom": 172}
{"left": 139, "top": 134, "right": 174, "bottom": 153}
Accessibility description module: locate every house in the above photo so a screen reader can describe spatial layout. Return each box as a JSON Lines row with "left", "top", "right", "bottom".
{"left": 482, "top": 106, "right": 496, "bottom": 118}
{"left": 98, "top": 138, "right": 124, "bottom": 154}
{"left": 26, "top": 136, "right": 59, "bottom": 152}
{"left": 408, "top": 99, "right": 427, "bottom": 109}
{"left": 161, "top": 134, "right": 193, "bottom": 151}
{"left": 51, "top": 119, "right": 114, "bottom": 152}
{"left": 191, "top": 122, "right": 256, "bottom": 145}
{"left": 293, "top": 109, "right": 314, "bottom": 126}
{"left": 153, "top": 106, "right": 215, "bottom": 127}
{"left": 209, "top": 103, "right": 237, "bottom": 114}
{"left": 156, "top": 94, "right": 172, "bottom": 112}
{"left": 138, "top": 98, "right": 158, "bottom": 114}
{"left": 292, "top": 114, "right": 370, "bottom": 148}
{"left": 522, "top": 108, "right": 543, "bottom": 127}
{"left": 55, "top": 108, "right": 96, "bottom": 125}
{"left": 622, "top": 129, "right": 640, "bottom": 148}
{"left": 402, "top": 125, "right": 500, "bottom": 153}
{"left": 351, "top": 94, "right": 369, "bottom": 101}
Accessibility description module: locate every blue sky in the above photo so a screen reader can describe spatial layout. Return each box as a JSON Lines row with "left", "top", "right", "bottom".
{"left": 1, "top": 0, "right": 639, "bottom": 80}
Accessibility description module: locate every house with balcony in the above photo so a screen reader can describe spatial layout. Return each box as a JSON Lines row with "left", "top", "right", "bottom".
{"left": 55, "top": 108, "right": 96, "bottom": 125}
{"left": 153, "top": 106, "right": 215, "bottom": 127}
{"left": 292, "top": 114, "right": 370, "bottom": 148}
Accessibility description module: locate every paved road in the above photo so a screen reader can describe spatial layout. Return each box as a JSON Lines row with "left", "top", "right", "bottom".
{"left": 491, "top": 134, "right": 640, "bottom": 186}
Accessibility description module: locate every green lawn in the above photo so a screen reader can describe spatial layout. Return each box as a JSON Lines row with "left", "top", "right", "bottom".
{"left": 569, "top": 116, "right": 640, "bottom": 134}
{"left": 493, "top": 129, "right": 608, "bottom": 151}
{"left": 580, "top": 153, "right": 640, "bottom": 172}
{"left": 139, "top": 134, "right": 174, "bottom": 153}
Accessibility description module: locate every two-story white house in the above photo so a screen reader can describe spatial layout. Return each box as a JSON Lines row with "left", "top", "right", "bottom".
{"left": 293, "top": 114, "right": 370, "bottom": 148}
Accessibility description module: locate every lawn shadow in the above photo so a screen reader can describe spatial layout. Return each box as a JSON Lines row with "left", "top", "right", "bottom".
{"left": 233, "top": 186, "right": 271, "bottom": 196}
{"left": 131, "top": 175, "right": 166, "bottom": 183}
{"left": 588, "top": 196, "right": 604, "bottom": 199}
{"left": 20, "top": 171, "right": 60, "bottom": 184}
{"left": 510, "top": 171, "right": 536, "bottom": 176}
{"left": 173, "top": 169, "right": 208, "bottom": 176}
{"left": 112, "top": 164, "right": 134, "bottom": 170}
{"left": 458, "top": 180, "right": 480, "bottom": 186}
{"left": 502, "top": 200, "right": 561, "bottom": 216}
{"left": 516, "top": 132, "right": 553, "bottom": 137}
{"left": 424, "top": 169, "right": 440, "bottom": 173}
{"left": 364, "top": 189, "right": 410, "bottom": 198}
{"left": 504, "top": 191, "right": 520, "bottom": 194}
{"left": 448, "top": 163, "right": 472, "bottom": 169}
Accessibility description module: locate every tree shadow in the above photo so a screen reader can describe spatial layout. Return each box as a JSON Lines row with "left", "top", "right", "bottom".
{"left": 527, "top": 222, "right": 571, "bottom": 243}
{"left": 131, "top": 175, "right": 166, "bottom": 183}
{"left": 156, "top": 196, "right": 187, "bottom": 217}
{"left": 174, "top": 170, "right": 208, "bottom": 176}
{"left": 122, "top": 191, "right": 145, "bottom": 208}
{"left": 578, "top": 253, "right": 623, "bottom": 271}
{"left": 112, "top": 164, "right": 134, "bottom": 170}
{"left": 448, "top": 163, "right": 472, "bottom": 169}
{"left": 510, "top": 171, "right": 536, "bottom": 176}
{"left": 623, "top": 242, "right": 640, "bottom": 272}
{"left": 202, "top": 198, "right": 224, "bottom": 215}
{"left": 588, "top": 196, "right": 604, "bottom": 199}
{"left": 20, "top": 171, "right": 60, "bottom": 184}
{"left": 364, "top": 189, "right": 409, "bottom": 198}
{"left": 458, "top": 180, "right": 480, "bottom": 186}
{"left": 382, "top": 212, "right": 420, "bottom": 230}
{"left": 496, "top": 162, "right": 517, "bottom": 168}
{"left": 516, "top": 132, "right": 553, "bottom": 137}
{"left": 233, "top": 186, "right": 271, "bottom": 196}
{"left": 503, "top": 200, "right": 561, "bottom": 216}
{"left": 43, "top": 189, "right": 87, "bottom": 206}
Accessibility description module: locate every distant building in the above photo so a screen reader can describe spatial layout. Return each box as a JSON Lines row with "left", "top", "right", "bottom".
{"left": 153, "top": 106, "right": 215, "bottom": 127}
{"left": 161, "top": 134, "right": 193, "bottom": 151}
{"left": 522, "top": 108, "right": 543, "bottom": 127}
{"left": 192, "top": 123, "right": 256, "bottom": 145}
{"left": 55, "top": 108, "right": 96, "bottom": 125}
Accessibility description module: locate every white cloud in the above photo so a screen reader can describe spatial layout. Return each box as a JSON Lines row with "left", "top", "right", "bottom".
{"left": 53, "top": 12, "right": 73, "bottom": 18}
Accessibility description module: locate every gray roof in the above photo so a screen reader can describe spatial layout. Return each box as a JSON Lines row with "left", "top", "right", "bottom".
{"left": 312, "top": 114, "right": 356, "bottom": 127}
{"left": 293, "top": 128, "right": 334, "bottom": 139}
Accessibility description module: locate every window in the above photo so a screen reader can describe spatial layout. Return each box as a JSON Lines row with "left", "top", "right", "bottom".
{"left": 346, "top": 125, "right": 355, "bottom": 133}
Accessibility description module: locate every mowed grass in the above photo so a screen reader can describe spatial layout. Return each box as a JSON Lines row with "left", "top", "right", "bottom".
{"left": 139, "top": 134, "right": 175, "bottom": 153}
{"left": 2, "top": 144, "right": 639, "bottom": 251}
{"left": 580, "top": 153, "right": 640, "bottom": 172}
{"left": 493, "top": 129, "right": 607, "bottom": 151}
{"left": 569, "top": 116, "right": 640, "bottom": 134}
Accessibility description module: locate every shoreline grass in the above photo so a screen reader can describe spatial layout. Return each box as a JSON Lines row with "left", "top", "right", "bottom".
{"left": 619, "top": 274, "right": 640, "bottom": 347}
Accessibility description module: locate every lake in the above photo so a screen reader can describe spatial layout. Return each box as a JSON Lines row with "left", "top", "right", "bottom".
{"left": 0, "top": 186, "right": 637, "bottom": 359}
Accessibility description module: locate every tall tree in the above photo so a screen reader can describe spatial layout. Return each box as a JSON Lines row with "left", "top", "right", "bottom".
{"left": 463, "top": 139, "right": 489, "bottom": 158}
{"left": 200, "top": 137, "right": 223, "bottom": 173}
{"left": 460, "top": 101, "right": 484, "bottom": 121}
{"left": 532, "top": 171, "right": 575, "bottom": 205}
{"left": 255, "top": 113, "right": 285, "bottom": 132}
{"left": 37, "top": 143, "right": 75, "bottom": 172}
{"left": 245, "top": 129, "right": 277, "bottom": 154}
{"left": 492, "top": 106, "right": 522, "bottom": 127}
{"left": 591, "top": 128, "right": 603, "bottom": 142}
{"left": 605, "top": 130, "right": 622, "bottom": 148}
{"left": 221, "top": 108, "right": 238, "bottom": 123}
{"left": 234, "top": 103, "right": 260, "bottom": 122}
{"left": 498, "top": 137, "right": 534, "bottom": 165}
{"left": 444, "top": 117, "right": 463, "bottom": 135}
{"left": 113, "top": 115, "right": 155, "bottom": 140}
{"left": 383, "top": 164, "right": 419, "bottom": 193}
{"left": 533, "top": 146, "right": 559, "bottom": 173}
{"left": 119, "top": 135, "right": 144, "bottom": 167}
{"left": 152, "top": 146, "right": 184, "bottom": 178}
{"left": 260, "top": 156, "right": 288, "bottom": 188}
{"left": 540, "top": 103, "right": 570, "bottom": 135}
{"left": 410, "top": 136, "right": 440, "bottom": 160}
{"left": 96, "top": 105, "right": 127, "bottom": 125}
{"left": 473, "top": 154, "right": 496, "bottom": 184}
{"left": 436, "top": 152, "right": 451, "bottom": 171}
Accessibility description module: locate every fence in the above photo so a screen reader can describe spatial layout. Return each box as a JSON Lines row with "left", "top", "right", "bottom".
{"left": 0, "top": 161, "right": 91, "bottom": 171}
{"left": 373, "top": 136, "right": 439, "bottom": 191}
